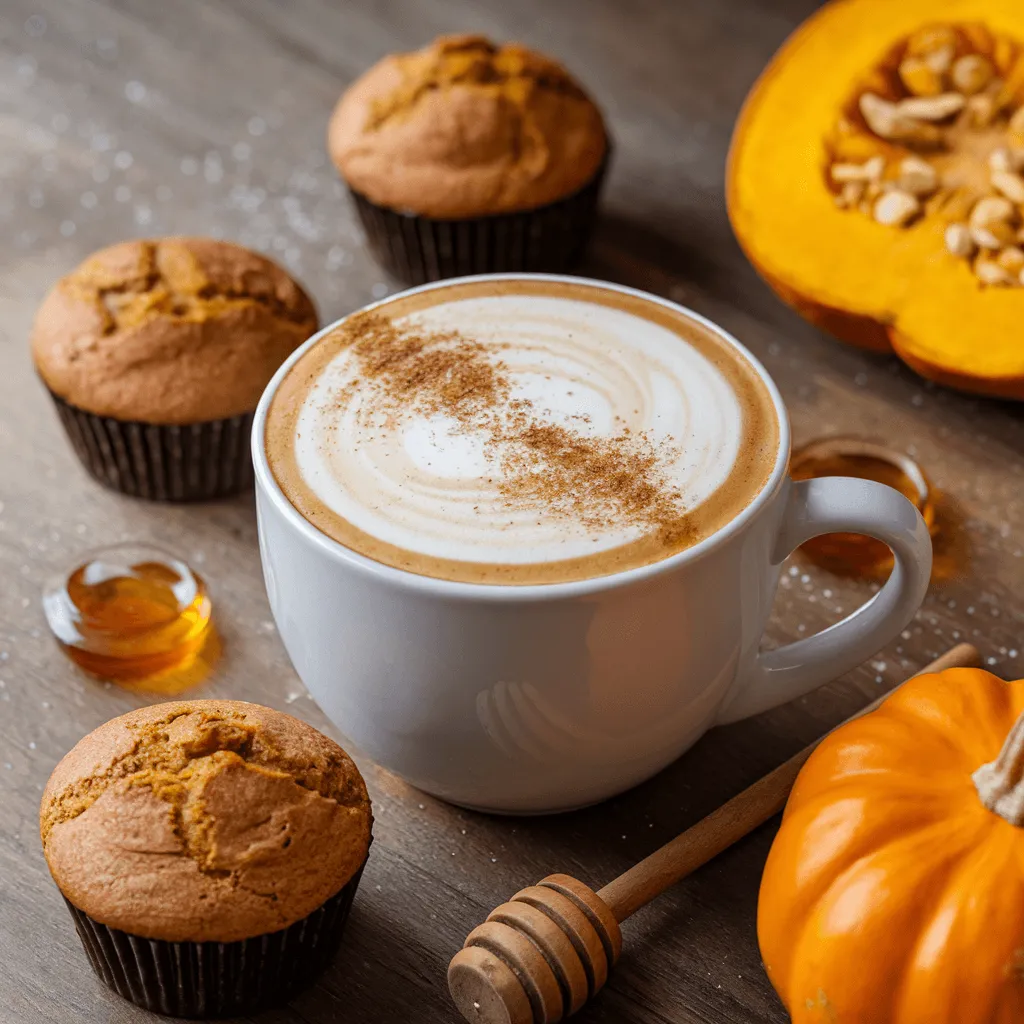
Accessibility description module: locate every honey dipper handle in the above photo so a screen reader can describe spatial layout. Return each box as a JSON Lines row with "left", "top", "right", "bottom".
{"left": 597, "top": 643, "right": 980, "bottom": 923}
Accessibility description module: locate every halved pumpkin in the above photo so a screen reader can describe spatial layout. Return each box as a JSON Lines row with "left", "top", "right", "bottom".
{"left": 727, "top": 0, "right": 1024, "bottom": 399}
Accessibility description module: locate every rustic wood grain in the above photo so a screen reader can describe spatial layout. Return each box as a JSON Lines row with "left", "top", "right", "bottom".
{"left": 1, "top": 1, "right": 1022, "bottom": 1022}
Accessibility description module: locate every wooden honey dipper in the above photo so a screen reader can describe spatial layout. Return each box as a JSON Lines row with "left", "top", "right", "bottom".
{"left": 448, "top": 643, "right": 981, "bottom": 1024}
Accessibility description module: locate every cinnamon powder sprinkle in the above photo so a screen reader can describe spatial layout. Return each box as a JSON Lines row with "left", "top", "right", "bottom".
{"left": 335, "top": 311, "right": 693, "bottom": 544}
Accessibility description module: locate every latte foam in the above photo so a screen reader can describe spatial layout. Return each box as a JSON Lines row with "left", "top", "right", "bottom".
{"left": 265, "top": 279, "right": 780, "bottom": 584}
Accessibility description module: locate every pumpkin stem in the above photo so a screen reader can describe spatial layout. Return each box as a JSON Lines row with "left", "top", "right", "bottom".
{"left": 973, "top": 711, "right": 1024, "bottom": 827}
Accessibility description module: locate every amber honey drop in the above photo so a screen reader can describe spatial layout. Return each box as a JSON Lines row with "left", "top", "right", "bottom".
{"left": 791, "top": 438, "right": 936, "bottom": 578}
{"left": 43, "top": 544, "right": 217, "bottom": 693}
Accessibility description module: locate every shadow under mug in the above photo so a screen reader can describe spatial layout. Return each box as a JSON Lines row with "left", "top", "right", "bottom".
{"left": 252, "top": 274, "right": 933, "bottom": 814}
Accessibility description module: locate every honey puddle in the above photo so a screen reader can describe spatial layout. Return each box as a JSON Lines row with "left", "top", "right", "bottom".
{"left": 791, "top": 438, "right": 937, "bottom": 579}
{"left": 43, "top": 545, "right": 219, "bottom": 694}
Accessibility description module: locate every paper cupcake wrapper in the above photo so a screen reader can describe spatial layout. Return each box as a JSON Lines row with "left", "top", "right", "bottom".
{"left": 48, "top": 391, "right": 254, "bottom": 502}
{"left": 349, "top": 156, "right": 609, "bottom": 285}
{"left": 64, "top": 866, "right": 364, "bottom": 1018}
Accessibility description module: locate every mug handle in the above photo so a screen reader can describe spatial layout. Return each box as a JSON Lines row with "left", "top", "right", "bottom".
{"left": 716, "top": 476, "right": 933, "bottom": 724}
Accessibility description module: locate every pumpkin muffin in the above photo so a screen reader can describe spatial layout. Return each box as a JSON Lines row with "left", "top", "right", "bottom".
{"left": 32, "top": 238, "right": 318, "bottom": 500}
{"left": 40, "top": 700, "right": 372, "bottom": 1017}
{"left": 328, "top": 34, "right": 610, "bottom": 283}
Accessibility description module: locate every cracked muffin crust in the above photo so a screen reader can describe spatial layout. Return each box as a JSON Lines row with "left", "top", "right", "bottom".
{"left": 40, "top": 700, "right": 371, "bottom": 943}
{"left": 31, "top": 238, "right": 318, "bottom": 424}
{"left": 328, "top": 34, "right": 608, "bottom": 219}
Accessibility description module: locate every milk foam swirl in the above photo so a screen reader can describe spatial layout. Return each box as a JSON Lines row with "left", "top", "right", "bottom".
{"left": 292, "top": 295, "right": 744, "bottom": 566}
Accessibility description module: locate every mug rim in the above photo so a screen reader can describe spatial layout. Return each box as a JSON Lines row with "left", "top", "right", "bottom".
{"left": 251, "top": 273, "right": 792, "bottom": 601}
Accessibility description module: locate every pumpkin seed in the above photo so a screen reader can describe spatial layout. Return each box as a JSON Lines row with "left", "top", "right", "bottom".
{"left": 945, "top": 223, "right": 975, "bottom": 258}
{"left": 970, "top": 199, "right": 1017, "bottom": 248}
{"left": 835, "top": 181, "right": 866, "bottom": 209}
{"left": 923, "top": 45, "right": 956, "bottom": 76}
{"left": 898, "top": 156, "right": 939, "bottom": 196}
{"left": 831, "top": 156, "right": 885, "bottom": 183}
{"left": 873, "top": 190, "right": 920, "bottom": 226}
{"left": 859, "top": 93, "right": 942, "bottom": 145}
{"left": 991, "top": 169, "right": 1024, "bottom": 204}
{"left": 964, "top": 93, "right": 998, "bottom": 128}
{"left": 863, "top": 156, "right": 885, "bottom": 181}
{"left": 970, "top": 195, "right": 1016, "bottom": 228}
{"left": 951, "top": 54, "right": 995, "bottom": 95}
{"left": 989, "top": 148, "right": 1015, "bottom": 173}
{"left": 831, "top": 163, "right": 864, "bottom": 184}
{"left": 997, "top": 246, "right": 1024, "bottom": 273}
{"left": 972, "top": 224, "right": 1015, "bottom": 249}
{"left": 897, "top": 93, "right": 967, "bottom": 121}
{"left": 974, "top": 258, "right": 1015, "bottom": 285}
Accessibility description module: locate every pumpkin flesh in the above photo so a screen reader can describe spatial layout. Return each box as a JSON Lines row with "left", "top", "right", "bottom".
{"left": 758, "top": 668, "right": 1024, "bottom": 1022}
{"left": 728, "top": 0, "right": 1024, "bottom": 398}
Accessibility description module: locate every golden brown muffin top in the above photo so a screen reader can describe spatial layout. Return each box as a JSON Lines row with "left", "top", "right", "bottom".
{"left": 31, "top": 238, "right": 318, "bottom": 424}
{"left": 328, "top": 34, "right": 608, "bottom": 219}
{"left": 40, "top": 700, "right": 371, "bottom": 943}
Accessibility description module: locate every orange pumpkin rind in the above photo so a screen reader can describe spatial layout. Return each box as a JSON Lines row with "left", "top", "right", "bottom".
{"left": 758, "top": 667, "right": 1024, "bottom": 1023}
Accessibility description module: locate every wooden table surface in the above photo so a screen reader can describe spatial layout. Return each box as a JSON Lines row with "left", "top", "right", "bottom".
{"left": 3, "top": 1, "right": 1023, "bottom": 1021}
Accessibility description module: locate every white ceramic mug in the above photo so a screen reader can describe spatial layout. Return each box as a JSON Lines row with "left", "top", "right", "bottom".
{"left": 252, "top": 275, "right": 932, "bottom": 813}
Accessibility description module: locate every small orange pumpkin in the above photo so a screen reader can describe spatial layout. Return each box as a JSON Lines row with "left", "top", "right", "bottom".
{"left": 758, "top": 667, "right": 1024, "bottom": 1022}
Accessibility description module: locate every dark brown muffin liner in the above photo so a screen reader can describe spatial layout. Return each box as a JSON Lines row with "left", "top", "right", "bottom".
{"left": 47, "top": 391, "right": 254, "bottom": 502}
{"left": 349, "top": 154, "right": 609, "bottom": 285}
{"left": 63, "top": 864, "right": 365, "bottom": 1018}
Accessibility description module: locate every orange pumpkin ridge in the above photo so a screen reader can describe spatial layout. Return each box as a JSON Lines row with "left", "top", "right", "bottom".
{"left": 758, "top": 668, "right": 1024, "bottom": 1023}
